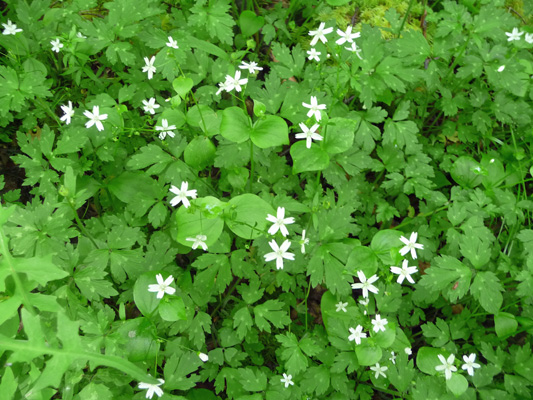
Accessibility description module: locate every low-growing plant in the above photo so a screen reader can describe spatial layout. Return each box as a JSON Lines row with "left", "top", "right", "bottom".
{"left": 1, "top": 0, "right": 533, "bottom": 399}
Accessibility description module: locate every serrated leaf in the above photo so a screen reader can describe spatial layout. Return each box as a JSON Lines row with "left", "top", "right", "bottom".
{"left": 254, "top": 300, "right": 290, "bottom": 332}
{"left": 470, "top": 271, "right": 503, "bottom": 314}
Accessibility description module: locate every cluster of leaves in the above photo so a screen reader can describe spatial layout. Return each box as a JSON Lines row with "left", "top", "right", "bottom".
{"left": 1, "top": 0, "right": 533, "bottom": 399}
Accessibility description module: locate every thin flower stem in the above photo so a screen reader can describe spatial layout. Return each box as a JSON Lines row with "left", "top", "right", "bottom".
{"left": 397, "top": 0, "right": 416, "bottom": 37}
{"left": 249, "top": 140, "right": 255, "bottom": 193}
{"left": 68, "top": 201, "right": 100, "bottom": 249}
{"left": 210, "top": 278, "right": 243, "bottom": 318}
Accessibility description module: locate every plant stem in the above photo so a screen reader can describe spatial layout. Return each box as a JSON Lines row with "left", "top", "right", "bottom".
{"left": 249, "top": 140, "right": 255, "bottom": 193}
{"left": 397, "top": 0, "right": 415, "bottom": 37}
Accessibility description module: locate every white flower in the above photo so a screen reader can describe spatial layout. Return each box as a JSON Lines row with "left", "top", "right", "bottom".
{"left": 215, "top": 79, "right": 232, "bottom": 95}
{"left": 390, "top": 259, "right": 418, "bottom": 284}
{"left": 336, "top": 26, "right": 360, "bottom": 45}
{"left": 461, "top": 353, "right": 481, "bottom": 376}
{"left": 300, "top": 230, "right": 309, "bottom": 254}
{"left": 345, "top": 42, "right": 363, "bottom": 59}
{"left": 169, "top": 181, "right": 197, "bottom": 208}
{"left": 351, "top": 270, "right": 379, "bottom": 298}
{"left": 225, "top": 70, "right": 248, "bottom": 92}
{"left": 399, "top": 232, "right": 424, "bottom": 259}
{"left": 138, "top": 379, "right": 164, "bottom": 399}
{"left": 142, "top": 97, "right": 160, "bottom": 115}
{"left": 302, "top": 96, "right": 326, "bottom": 122}
{"left": 186, "top": 235, "right": 208, "bottom": 251}
{"left": 83, "top": 106, "right": 108, "bottom": 131}
{"left": 60, "top": 101, "right": 75, "bottom": 125}
{"left": 166, "top": 36, "right": 179, "bottom": 49}
{"left": 156, "top": 118, "right": 176, "bottom": 140}
{"left": 371, "top": 314, "right": 388, "bottom": 332}
{"left": 280, "top": 373, "right": 294, "bottom": 388}
{"left": 51, "top": 38, "right": 64, "bottom": 53}
{"left": 526, "top": 33, "right": 533, "bottom": 44}
{"left": 370, "top": 363, "right": 388, "bottom": 379}
{"left": 199, "top": 352, "right": 209, "bottom": 362}
{"left": 295, "top": 122, "right": 323, "bottom": 148}
{"left": 142, "top": 56, "right": 156, "bottom": 80}
{"left": 264, "top": 239, "right": 295, "bottom": 270}
{"left": 348, "top": 325, "right": 367, "bottom": 344}
{"left": 148, "top": 274, "right": 176, "bottom": 299}
{"left": 335, "top": 301, "right": 348, "bottom": 312}
{"left": 497, "top": 65, "right": 505, "bottom": 72}
{"left": 435, "top": 354, "right": 457, "bottom": 380}
{"left": 505, "top": 28, "right": 524, "bottom": 41}
{"left": 389, "top": 351, "right": 396, "bottom": 365}
{"left": 2, "top": 20, "right": 23, "bottom": 35}
{"left": 76, "top": 32, "right": 87, "bottom": 39}
{"left": 307, "top": 48, "right": 321, "bottom": 62}
{"left": 308, "top": 22, "right": 333, "bottom": 46}
{"left": 238, "top": 61, "right": 263, "bottom": 74}
{"left": 405, "top": 347, "right": 412, "bottom": 356}
{"left": 266, "top": 207, "right": 295, "bottom": 237}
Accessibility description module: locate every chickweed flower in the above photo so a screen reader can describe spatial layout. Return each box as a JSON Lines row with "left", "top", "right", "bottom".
{"left": 198, "top": 352, "right": 209, "bottom": 362}
{"left": 505, "top": 27, "right": 524, "bottom": 41}
{"left": 302, "top": 96, "right": 326, "bottom": 122}
{"left": 142, "top": 97, "right": 160, "bottom": 115}
{"left": 336, "top": 26, "right": 360, "bottom": 45}
{"left": 51, "top": 38, "right": 63, "bottom": 53}
{"left": 307, "top": 48, "right": 321, "bottom": 62}
{"left": 148, "top": 274, "right": 176, "bottom": 299}
{"left": 370, "top": 363, "right": 388, "bottom": 379}
{"left": 264, "top": 239, "right": 294, "bottom": 270}
{"left": 371, "top": 314, "right": 388, "bottom": 332}
{"left": 60, "top": 101, "right": 75, "bottom": 125}
{"left": 351, "top": 270, "right": 379, "bottom": 298}
{"left": 169, "top": 181, "right": 197, "bottom": 208}
{"left": 280, "top": 373, "right": 294, "bottom": 388}
{"left": 186, "top": 235, "right": 208, "bottom": 251}
{"left": 435, "top": 354, "right": 457, "bottom": 380}
{"left": 300, "top": 230, "right": 309, "bottom": 254}
{"left": 166, "top": 36, "right": 179, "bottom": 49}
{"left": 308, "top": 22, "right": 333, "bottom": 46}
{"left": 83, "top": 106, "right": 108, "bottom": 131}
{"left": 156, "top": 119, "right": 176, "bottom": 140}
{"left": 2, "top": 20, "right": 23, "bottom": 35}
{"left": 405, "top": 347, "right": 412, "bottom": 356}
{"left": 295, "top": 122, "right": 323, "bottom": 148}
{"left": 335, "top": 301, "right": 348, "bottom": 312}
{"left": 345, "top": 42, "right": 363, "bottom": 59}
{"left": 389, "top": 351, "right": 396, "bottom": 365}
{"left": 225, "top": 70, "right": 248, "bottom": 92}
{"left": 138, "top": 379, "right": 164, "bottom": 399}
{"left": 266, "top": 207, "right": 295, "bottom": 237}
{"left": 348, "top": 325, "right": 366, "bottom": 344}
{"left": 390, "top": 259, "right": 418, "bottom": 284}
{"left": 461, "top": 354, "right": 481, "bottom": 376}
{"left": 399, "top": 232, "right": 424, "bottom": 259}
{"left": 526, "top": 33, "right": 533, "bottom": 44}
{"left": 142, "top": 56, "right": 156, "bottom": 80}
{"left": 238, "top": 61, "right": 263, "bottom": 74}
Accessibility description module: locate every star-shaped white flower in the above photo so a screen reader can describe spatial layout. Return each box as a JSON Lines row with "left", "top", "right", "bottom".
{"left": 216, "top": 79, "right": 232, "bottom": 95}
{"left": 348, "top": 325, "right": 366, "bottom": 344}
{"left": 148, "top": 274, "right": 176, "bottom": 299}
{"left": 138, "top": 379, "right": 164, "bottom": 399}
{"left": 199, "top": 352, "right": 209, "bottom": 362}
{"left": 336, "top": 26, "right": 360, "bottom": 45}
{"left": 405, "top": 347, "right": 412, "bottom": 356}
{"left": 461, "top": 353, "right": 481, "bottom": 376}
{"left": 51, "top": 38, "right": 63, "bottom": 53}
{"left": 345, "top": 42, "right": 363, "bottom": 59}
{"left": 156, "top": 118, "right": 176, "bottom": 140}
{"left": 371, "top": 314, "right": 388, "bottom": 332}
{"left": 307, "top": 48, "right": 321, "bottom": 62}
{"left": 390, "top": 259, "right": 418, "bottom": 284}
{"left": 370, "top": 363, "right": 388, "bottom": 379}
{"left": 264, "top": 239, "right": 294, "bottom": 270}
{"left": 225, "top": 70, "right": 248, "bottom": 92}
{"left": 60, "top": 101, "right": 75, "bottom": 125}
{"left": 308, "top": 22, "right": 333, "bottom": 46}
{"left": 389, "top": 351, "right": 396, "bottom": 365}
{"left": 83, "top": 106, "right": 108, "bottom": 131}
{"left": 238, "top": 61, "right": 263, "bottom": 74}
{"left": 186, "top": 234, "right": 208, "bottom": 251}
{"left": 280, "top": 373, "right": 294, "bottom": 388}
{"left": 505, "top": 27, "right": 524, "bottom": 41}
{"left": 302, "top": 96, "right": 326, "bottom": 122}
{"left": 142, "top": 56, "right": 156, "bottom": 80}
{"left": 295, "top": 122, "right": 323, "bottom": 148}
{"left": 399, "top": 232, "right": 424, "bottom": 259}
{"left": 2, "top": 20, "right": 23, "bottom": 35}
{"left": 526, "top": 33, "right": 533, "bottom": 44}
{"left": 435, "top": 354, "right": 457, "bottom": 380}
{"left": 266, "top": 207, "right": 295, "bottom": 237}
{"left": 351, "top": 270, "right": 379, "bottom": 298}
{"left": 166, "top": 36, "right": 179, "bottom": 49}
{"left": 335, "top": 301, "right": 348, "bottom": 312}
{"left": 300, "top": 229, "right": 309, "bottom": 254}
{"left": 169, "top": 181, "right": 197, "bottom": 208}
{"left": 142, "top": 97, "right": 160, "bottom": 115}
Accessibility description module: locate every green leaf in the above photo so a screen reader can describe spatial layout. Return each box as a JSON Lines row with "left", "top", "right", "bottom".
{"left": 290, "top": 141, "right": 329, "bottom": 174}
{"left": 164, "top": 352, "right": 202, "bottom": 390}
{"left": 355, "top": 342, "right": 382, "bottom": 366}
{"left": 459, "top": 234, "right": 491, "bottom": 269}
{"left": 238, "top": 367, "right": 267, "bottom": 391}
{"left": 184, "top": 136, "right": 216, "bottom": 170}
{"left": 416, "top": 347, "right": 446, "bottom": 376}
{"left": 0, "top": 367, "right": 17, "bottom": 400}
{"left": 189, "top": 0, "right": 235, "bottom": 45}
{"left": 159, "top": 296, "right": 187, "bottom": 322}
{"left": 239, "top": 10, "right": 264, "bottom": 37}
{"left": 187, "top": 105, "right": 221, "bottom": 136}
{"left": 446, "top": 373, "right": 468, "bottom": 397}
{"left": 173, "top": 76, "right": 194, "bottom": 99}
{"left": 418, "top": 255, "right": 472, "bottom": 302}
{"left": 108, "top": 171, "right": 160, "bottom": 217}
{"left": 175, "top": 196, "right": 224, "bottom": 248}
{"left": 421, "top": 318, "right": 450, "bottom": 347}
{"left": 494, "top": 312, "right": 518, "bottom": 338}
{"left": 74, "top": 265, "right": 118, "bottom": 301}
{"left": 225, "top": 194, "right": 274, "bottom": 239}
{"left": 323, "top": 118, "right": 356, "bottom": 154}
{"left": 300, "top": 365, "right": 331, "bottom": 396}
{"left": 271, "top": 42, "right": 306, "bottom": 79}
{"left": 233, "top": 306, "right": 254, "bottom": 340}
{"left": 254, "top": 300, "right": 290, "bottom": 332}
{"left": 450, "top": 156, "right": 483, "bottom": 188}
{"left": 276, "top": 332, "right": 308, "bottom": 375}
{"left": 127, "top": 144, "right": 173, "bottom": 172}
{"left": 470, "top": 271, "right": 503, "bottom": 314}
{"left": 220, "top": 107, "right": 251, "bottom": 143}
{"left": 250, "top": 115, "right": 289, "bottom": 149}
{"left": 133, "top": 271, "right": 163, "bottom": 317}
{"left": 370, "top": 229, "right": 404, "bottom": 266}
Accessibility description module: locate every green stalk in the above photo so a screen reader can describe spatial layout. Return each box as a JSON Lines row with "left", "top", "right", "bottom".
{"left": 397, "top": 0, "right": 416, "bottom": 37}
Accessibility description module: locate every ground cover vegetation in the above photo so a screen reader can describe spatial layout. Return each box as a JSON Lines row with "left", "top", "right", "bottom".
{"left": 0, "top": 0, "right": 533, "bottom": 398}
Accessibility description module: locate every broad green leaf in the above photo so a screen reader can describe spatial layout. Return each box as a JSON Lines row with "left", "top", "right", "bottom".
{"left": 459, "top": 235, "right": 490, "bottom": 269}
{"left": 416, "top": 347, "right": 447, "bottom": 376}
{"left": 470, "top": 271, "right": 503, "bottom": 314}
{"left": 159, "top": 296, "right": 187, "bottom": 322}
{"left": 300, "top": 365, "right": 330, "bottom": 396}
{"left": 374, "top": 322, "right": 396, "bottom": 348}
{"left": 345, "top": 246, "right": 379, "bottom": 277}
{"left": 323, "top": 118, "right": 356, "bottom": 154}
{"left": 370, "top": 229, "right": 404, "bottom": 265}
{"left": 233, "top": 306, "right": 253, "bottom": 340}
{"left": 187, "top": 105, "right": 220, "bottom": 136}
{"left": 446, "top": 373, "right": 468, "bottom": 397}
{"left": 164, "top": 352, "right": 202, "bottom": 390}
{"left": 184, "top": 136, "right": 216, "bottom": 170}
{"left": 355, "top": 342, "right": 382, "bottom": 366}
{"left": 225, "top": 194, "right": 274, "bottom": 239}
{"left": 239, "top": 10, "right": 264, "bottom": 37}
{"left": 254, "top": 300, "right": 290, "bottom": 332}
{"left": 250, "top": 115, "right": 289, "bottom": 149}
{"left": 220, "top": 106, "right": 251, "bottom": 143}
{"left": 2, "top": 255, "right": 68, "bottom": 287}
{"left": 276, "top": 332, "right": 308, "bottom": 375}
{"left": 290, "top": 141, "right": 329, "bottom": 174}
{"left": 494, "top": 312, "right": 518, "bottom": 338}
{"left": 108, "top": 171, "right": 160, "bottom": 217}
{"left": 450, "top": 156, "right": 483, "bottom": 188}
{"left": 133, "top": 272, "right": 163, "bottom": 318}
{"left": 238, "top": 367, "right": 267, "bottom": 391}
{"left": 0, "top": 367, "right": 17, "bottom": 399}
{"left": 418, "top": 255, "right": 472, "bottom": 302}
{"left": 175, "top": 196, "right": 225, "bottom": 248}
{"left": 173, "top": 76, "right": 194, "bottom": 98}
